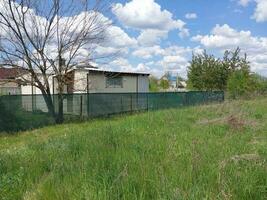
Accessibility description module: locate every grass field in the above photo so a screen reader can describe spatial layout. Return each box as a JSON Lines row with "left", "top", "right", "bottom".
{"left": 0, "top": 97, "right": 267, "bottom": 200}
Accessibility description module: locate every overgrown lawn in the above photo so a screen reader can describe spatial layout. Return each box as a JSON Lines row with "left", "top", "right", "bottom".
{"left": 0, "top": 97, "right": 267, "bottom": 199}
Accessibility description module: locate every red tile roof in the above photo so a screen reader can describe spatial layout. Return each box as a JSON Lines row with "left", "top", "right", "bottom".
{"left": 0, "top": 68, "right": 26, "bottom": 80}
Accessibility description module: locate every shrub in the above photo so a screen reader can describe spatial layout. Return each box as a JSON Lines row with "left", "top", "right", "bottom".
{"left": 227, "top": 70, "right": 251, "bottom": 99}
{"left": 0, "top": 96, "right": 54, "bottom": 133}
{"left": 149, "top": 76, "right": 160, "bottom": 92}
{"left": 159, "top": 79, "right": 170, "bottom": 90}
{"left": 251, "top": 74, "right": 267, "bottom": 95}
{"left": 0, "top": 97, "right": 20, "bottom": 132}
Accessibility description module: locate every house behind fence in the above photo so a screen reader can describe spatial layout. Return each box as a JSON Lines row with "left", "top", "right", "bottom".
{"left": 0, "top": 68, "right": 24, "bottom": 95}
{"left": 1, "top": 65, "right": 150, "bottom": 95}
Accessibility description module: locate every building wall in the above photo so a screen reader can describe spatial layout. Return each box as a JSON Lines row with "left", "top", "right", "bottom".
{"left": 21, "top": 85, "right": 33, "bottom": 95}
{"left": 73, "top": 70, "right": 88, "bottom": 93}
{"left": 89, "top": 72, "right": 137, "bottom": 93}
{"left": 0, "top": 81, "right": 21, "bottom": 95}
{"left": 21, "top": 75, "right": 54, "bottom": 95}
{"left": 73, "top": 70, "right": 149, "bottom": 93}
{"left": 138, "top": 75, "right": 149, "bottom": 93}
{"left": 19, "top": 70, "right": 149, "bottom": 95}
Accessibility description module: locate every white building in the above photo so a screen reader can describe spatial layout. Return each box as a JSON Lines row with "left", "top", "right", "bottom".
{"left": 20, "top": 66, "right": 150, "bottom": 94}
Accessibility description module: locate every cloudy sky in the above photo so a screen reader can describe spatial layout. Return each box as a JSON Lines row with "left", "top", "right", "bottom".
{"left": 100, "top": 0, "right": 267, "bottom": 78}
{"left": 0, "top": 0, "right": 266, "bottom": 78}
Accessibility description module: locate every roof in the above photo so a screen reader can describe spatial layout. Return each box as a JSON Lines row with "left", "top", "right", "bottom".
{"left": 73, "top": 67, "right": 150, "bottom": 76}
{"left": 0, "top": 68, "right": 26, "bottom": 80}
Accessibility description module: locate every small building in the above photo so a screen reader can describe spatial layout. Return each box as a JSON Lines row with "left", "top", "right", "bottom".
{"left": 176, "top": 81, "right": 187, "bottom": 91}
{"left": 1, "top": 65, "right": 150, "bottom": 95}
{"left": 0, "top": 68, "right": 23, "bottom": 95}
{"left": 159, "top": 72, "right": 187, "bottom": 92}
{"left": 62, "top": 66, "right": 150, "bottom": 94}
{"left": 1, "top": 65, "right": 150, "bottom": 114}
{"left": 18, "top": 65, "right": 150, "bottom": 95}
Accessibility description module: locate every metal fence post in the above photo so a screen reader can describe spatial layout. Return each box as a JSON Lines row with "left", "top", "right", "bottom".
{"left": 147, "top": 93, "right": 149, "bottom": 111}
{"left": 121, "top": 96, "right": 123, "bottom": 112}
{"left": 80, "top": 95, "right": 83, "bottom": 117}
{"left": 87, "top": 93, "right": 90, "bottom": 118}
{"left": 130, "top": 93, "right": 133, "bottom": 113}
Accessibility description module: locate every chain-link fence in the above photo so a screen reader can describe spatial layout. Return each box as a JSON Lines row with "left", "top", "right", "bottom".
{"left": 0, "top": 91, "right": 224, "bottom": 132}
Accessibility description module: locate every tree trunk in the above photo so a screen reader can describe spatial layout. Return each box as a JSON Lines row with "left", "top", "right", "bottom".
{"left": 42, "top": 92, "right": 57, "bottom": 121}
{"left": 42, "top": 92, "right": 64, "bottom": 124}
{"left": 56, "top": 93, "right": 64, "bottom": 124}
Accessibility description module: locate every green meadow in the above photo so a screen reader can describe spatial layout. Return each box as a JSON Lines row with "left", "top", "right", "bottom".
{"left": 0, "top": 97, "right": 267, "bottom": 200}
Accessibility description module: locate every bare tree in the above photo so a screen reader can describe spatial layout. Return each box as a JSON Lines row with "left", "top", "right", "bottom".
{"left": 0, "top": 0, "right": 111, "bottom": 123}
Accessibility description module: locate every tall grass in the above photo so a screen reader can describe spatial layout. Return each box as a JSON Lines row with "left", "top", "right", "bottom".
{"left": 0, "top": 97, "right": 267, "bottom": 199}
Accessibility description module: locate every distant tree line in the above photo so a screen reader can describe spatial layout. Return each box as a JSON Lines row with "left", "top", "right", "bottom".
{"left": 187, "top": 48, "right": 267, "bottom": 98}
{"left": 149, "top": 76, "right": 168, "bottom": 92}
{"left": 149, "top": 72, "right": 185, "bottom": 92}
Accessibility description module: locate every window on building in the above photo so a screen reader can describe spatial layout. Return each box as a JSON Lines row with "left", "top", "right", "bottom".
{"left": 106, "top": 75, "right": 123, "bottom": 88}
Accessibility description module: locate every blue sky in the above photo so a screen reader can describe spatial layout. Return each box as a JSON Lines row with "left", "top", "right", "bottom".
{"left": 2, "top": 0, "right": 266, "bottom": 78}
{"left": 98, "top": 0, "right": 267, "bottom": 78}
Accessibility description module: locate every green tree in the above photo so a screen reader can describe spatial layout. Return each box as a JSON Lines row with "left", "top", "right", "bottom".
{"left": 149, "top": 76, "right": 160, "bottom": 92}
{"left": 227, "top": 68, "right": 252, "bottom": 99}
{"left": 160, "top": 79, "right": 170, "bottom": 90}
{"left": 251, "top": 74, "right": 267, "bottom": 94}
{"left": 187, "top": 48, "right": 250, "bottom": 91}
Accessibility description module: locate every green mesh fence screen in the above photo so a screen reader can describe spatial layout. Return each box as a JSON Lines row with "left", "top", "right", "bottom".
{"left": 0, "top": 91, "right": 224, "bottom": 132}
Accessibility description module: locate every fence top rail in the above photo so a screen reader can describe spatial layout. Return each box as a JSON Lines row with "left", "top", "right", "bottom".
{"left": 0, "top": 91, "right": 224, "bottom": 98}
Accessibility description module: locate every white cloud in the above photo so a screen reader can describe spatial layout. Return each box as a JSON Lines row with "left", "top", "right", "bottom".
{"left": 105, "top": 26, "right": 137, "bottom": 48}
{"left": 136, "top": 63, "right": 150, "bottom": 72}
{"left": 161, "top": 45, "right": 193, "bottom": 56}
{"left": 237, "top": 0, "right": 267, "bottom": 22}
{"left": 126, "top": 44, "right": 196, "bottom": 77}
{"left": 111, "top": 58, "right": 132, "bottom": 68}
{"left": 110, "top": 58, "right": 151, "bottom": 74}
{"left": 185, "top": 13, "right": 198, "bottom": 19}
{"left": 112, "top": 0, "right": 185, "bottom": 30}
{"left": 132, "top": 45, "right": 164, "bottom": 59}
{"left": 0, "top": 0, "right": 137, "bottom": 65}
{"left": 252, "top": 0, "right": 267, "bottom": 22}
{"left": 238, "top": 0, "right": 252, "bottom": 7}
{"left": 155, "top": 45, "right": 194, "bottom": 77}
{"left": 192, "top": 24, "right": 267, "bottom": 76}
{"left": 137, "top": 29, "right": 168, "bottom": 46}
{"left": 192, "top": 24, "right": 267, "bottom": 52}
{"left": 163, "top": 55, "right": 187, "bottom": 64}
{"left": 95, "top": 46, "right": 129, "bottom": 57}
{"left": 179, "top": 28, "right": 190, "bottom": 38}
{"left": 112, "top": 0, "right": 189, "bottom": 44}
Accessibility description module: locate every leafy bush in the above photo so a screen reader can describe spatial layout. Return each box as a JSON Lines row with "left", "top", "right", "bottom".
{"left": 227, "top": 72, "right": 267, "bottom": 99}
{"left": 227, "top": 70, "right": 252, "bottom": 99}
{"left": 0, "top": 97, "right": 20, "bottom": 132}
{"left": 252, "top": 74, "right": 267, "bottom": 95}
{"left": 149, "top": 76, "right": 160, "bottom": 92}
{"left": 0, "top": 97, "right": 54, "bottom": 133}
{"left": 159, "top": 79, "right": 170, "bottom": 90}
